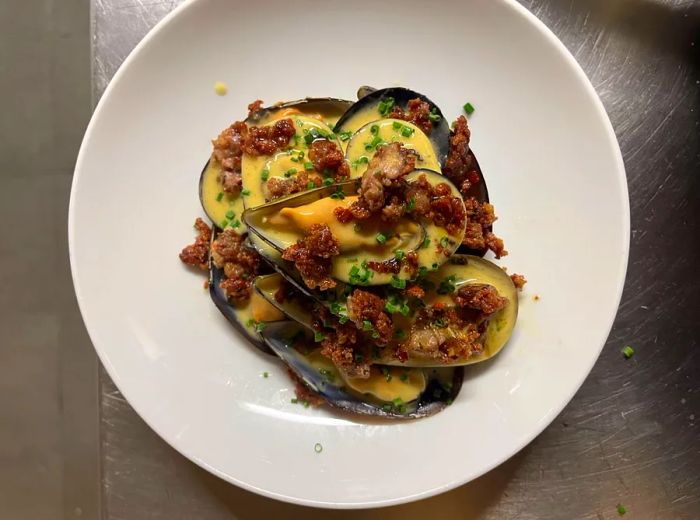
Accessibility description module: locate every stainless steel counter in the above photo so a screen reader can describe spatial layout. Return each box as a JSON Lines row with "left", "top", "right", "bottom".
{"left": 92, "top": 1, "right": 700, "bottom": 518}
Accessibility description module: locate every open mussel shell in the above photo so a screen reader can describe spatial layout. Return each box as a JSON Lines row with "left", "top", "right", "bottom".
{"left": 207, "top": 230, "right": 276, "bottom": 355}
{"left": 255, "top": 253, "right": 518, "bottom": 368}
{"left": 198, "top": 157, "right": 247, "bottom": 232}
{"left": 261, "top": 321, "right": 463, "bottom": 418}
{"left": 246, "top": 97, "right": 353, "bottom": 127}
{"left": 334, "top": 87, "right": 450, "bottom": 167}
{"left": 243, "top": 170, "right": 466, "bottom": 286}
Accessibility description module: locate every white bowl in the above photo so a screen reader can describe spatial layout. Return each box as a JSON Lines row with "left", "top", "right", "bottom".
{"left": 69, "top": 0, "right": 629, "bottom": 508}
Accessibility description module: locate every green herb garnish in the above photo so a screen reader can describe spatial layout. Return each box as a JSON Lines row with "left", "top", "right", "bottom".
{"left": 390, "top": 276, "right": 407, "bottom": 289}
{"left": 375, "top": 232, "right": 387, "bottom": 244}
{"left": 463, "top": 102, "right": 475, "bottom": 115}
{"left": 339, "top": 130, "right": 353, "bottom": 141}
{"left": 622, "top": 346, "right": 635, "bottom": 359}
{"left": 378, "top": 97, "right": 395, "bottom": 116}
{"left": 304, "top": 161, "right": 314, "bottom": 170}
{"left": 216, "top": 192, "right": 224, "bottom": 202}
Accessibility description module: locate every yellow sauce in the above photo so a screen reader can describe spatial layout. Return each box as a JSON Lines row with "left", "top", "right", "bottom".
{"left": 213, "top": 81, "right": 228, "bottom": 96}
{"left": 264, "top": 195, "right": 420, "bottom": 255}
{"left": 241, "top": 115, "right": 340, "bottom": 209}
{"left": 200, "top": 158, "right": 247, "bottom": 232}
{"left": 306, "top": 351, "right": 426, "bottom": 403}
{"left": 346, "top": 119, "right": 440, "bottom": 178}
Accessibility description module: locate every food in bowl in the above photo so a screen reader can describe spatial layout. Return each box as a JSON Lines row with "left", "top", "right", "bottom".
{"left": 179, "top": 87, "right": 525, "bottom": 418}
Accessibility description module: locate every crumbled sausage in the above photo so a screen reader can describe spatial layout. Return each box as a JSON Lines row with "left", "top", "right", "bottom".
{"left": 210, "top": 229, "right": 261, "bottom": 302}
{"left": 359, "top": 143, "right": 416, "bottom": 211}
{"left": 242, "top": 118, "right": 296, "bottom": 156}
{"left": 404, "top": 285, "right": 425, "bottom": 299}
{"left": 462, "top": 197, "right": 507, "bottom": 258}
{"left": 406, "top": 174, "right": 466, "bottom": 237}
{"left": 288, "top": 369, "right": 325, "bottom": 406}
{"left": 444, "top": 116, "right": 481, "bottom": 196}
{"left": 266, "top": 171, "right": 323, "bottom": 200}
{"left": 510, "top": 273, "right": 527, "bottom": 290}
{"left": 346, "top": 289, "right": 393, "bottom": 346}
{"left": 247, "top": 99, "right": 264, "bottom": 117}
{"left": 179, "top": 218, "right": 212, "bottom": 270}
{"left": 389, "top": 98, "right": 433, "bottom": 135}
{"left": 453, "top": 284, "right": 508, "bottom": 315}
{"left": 309, "top": 139, "right": 350, "bottom": 181}
{"left": 281, "top": 224, "right": 340, "bottom": 290}
{"left": 212, "top": 121, "right": 247, "bottom": 194}
{"left": 312, "top": 306, "right": 370, "bottom": 379}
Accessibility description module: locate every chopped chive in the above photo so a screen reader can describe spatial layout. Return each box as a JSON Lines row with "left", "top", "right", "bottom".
{"left": 254, "top": 322, "right": 266, "bottom": 333}
{"left": 261, "top": 168, "right": 269, "bottom": 181}
{"left": 399, "top": 303, "right": 411, "bottom": 316}
{"left": 358, "top": 156, "right": 369, "bottom": 164}
{"left": 245, "top": 318, "right": 255, "bottom": 327}
{"left": 434, "top": 317, "right": 448, "bottom": 328}
{"left": 304, "top": 161, "right": 314, "bottom": 170}
{"left": 330, "top": 186, "right": 345, "bottom": 199}
{"left": 375, "top": 232, "right": 387, "bottom": 244}
{"left": 428, "top": 108, "right": 442, "bottom": 122}
{"left": 221, "top": 219, "right": 229, "bottom": 228}
{"left": 381, "top": 368, "right": 392, "bottom": 382}
{"left": 392, "top": 121, "right": 402, "bottom": 130}
{"left": 285, "top": 168, "right": 297, "bottom": 177}
{"left": 338, "top": 316, "right": 349, "bottom": 324}
{"left": 378, "top": 97, "right": 395, "bottom": 116}
{"left": 394, "top": 249, "right": 405, "bottom": 261}
{"left": 417, "top": 266, "right": 428, "bottom": 278}
{"left": 307, "top": 181, "right": 316, "bottom": 189}
{"left": 216, "top": 192, "right": 224, "bottom": 202}
{"left": 394, "top": 329, "right": 407, "bottom": 340}
{"left": 314, "top": 442, "right": 323, "bottom": 453}
{"left": 225, "top": 209, "right": 235, "bottom": 219}
{"left": 422, "top": 237, "right": 431, "bottom": 248}
{"left": 370, "top": 124, "right": 380, "bottom": 135}
{"left": 297, "top": 150, "right": 305, "bottom": 159}
{"left": 440, "top": 236, "right": 451, "bottom": 248}
{"left": 339, "top": 130, "right": 353, "bottom": 141}
{"left": 400, "top": 373, "right": 408, "bottom": 382}
{"left": 438, "top": 275, "right": 457, "bottom": 295}
{"left": 323, "top": 178, "right": 334, "bottom": 186}
{"left": 616, "top": 503, "right": 627, "bottom": 516}
{"left": 400, "top": 126, "right": 415, "bottom": 138}
{"left": 314, "top": 331, "right": 326, "bottom": 342}
{"left": 463, "top": 102, "right": 475, "bottom": 115}
{"left": 262, "top": 371, "right": 269, "bottom": 378}
{"left": 390, "top": 276, "right": 407, "bottom": 289}
{"left": 363, "top": 320, "right": 373, "bottom": 331}
{"left": 384, "top": 302, "right": 398, "bottom": 313}
{"left": 290, "top": 398, "right": 298, "bottom": 404}
{"left": 290, "top": 156, "right": 299, "bottom": 162}
{"left": 382, "top": 403, "right": 392, "bottom": 412}
{"left": 622, "top": 346, "right": 635, "bottom": 359}
{"left": 232, "top": 219, "right": 241, "bottom": 228}
{"left": 371, "top": 330, "right": 380, "bottom": 339}
{"left": 406, "top": 198, "right": 415, "bottom": 212}
{"left": 241, "top": 188, "right": 251, "bottom": 196}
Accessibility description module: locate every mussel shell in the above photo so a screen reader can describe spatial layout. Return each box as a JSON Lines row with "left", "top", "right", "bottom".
{"left": 246, "top": 97, "right": 353, "bottom": 127}
{"left": 334, "top": 87, "right": 451, "bottom": 168}
{"left": 198, "top": 157, "right": 247, "bottom": 232}
{"left": 255, "top": 254, "right": 518, "bottom": 368}
{"left": 261, "top": 321, "right": 463, "bottom": 418}
{"left": 208, "top": 229, "right": 272, "bottom": 354}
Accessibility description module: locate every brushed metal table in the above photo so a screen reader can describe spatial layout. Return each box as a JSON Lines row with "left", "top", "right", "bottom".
{"left": 92, "top": 1, "right": 700, "bottom": 518}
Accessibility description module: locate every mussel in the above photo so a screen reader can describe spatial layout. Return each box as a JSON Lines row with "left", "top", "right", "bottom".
{"left": 207, "top": 228, "right": 286, "bottom": 355}
{"left": 242, "top": 170, "right": 465, "bottom": 286}
{"left": 254, "top": 275, "right": 463, "bottom": 418}
{"left": 254, "top": 253, "right": 518, "bottom": 368}
{"left": 199, "top": 158, "right": 247, "bottom": 232}
{"left": 334, "top": 87, "right": 451, "bottom": 167}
